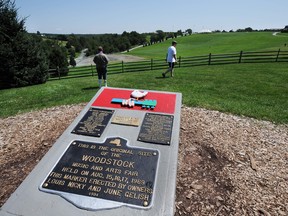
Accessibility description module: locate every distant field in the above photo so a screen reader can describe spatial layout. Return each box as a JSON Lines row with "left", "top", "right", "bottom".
{"left": 128, "top": 32, "right": 288, "bottom": 59}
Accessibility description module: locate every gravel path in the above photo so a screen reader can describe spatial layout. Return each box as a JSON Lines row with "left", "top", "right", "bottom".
{"left": 75, "top": 53, "right": 145, "bottom": 67}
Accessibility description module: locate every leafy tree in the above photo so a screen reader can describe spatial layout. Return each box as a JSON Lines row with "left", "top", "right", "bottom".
{"left": 85, "top": 31, "right": 146, "bottom": 55}
{"left": 177, "top": 30, "right": 183, "bottom": 36}
{"left": 79, "top": 36, "right": 87, "bottom": 48}
{"left": 150, "top": 33, "right": 157, "bottom": 44}
{"left": 65, "top": 41, "right": 72, "bottom": 49}
{"left": 281, "top": 25, "right": 288, "bottom": 33}
{"left": 69, "top": 56, "right": 76, "bottom": 67}
{"left": 45, "top": 41, "right": 69, "bottom": 76}
{"left": 237, "top": 27, "right": 253, "bottom": 32}
{"left": 11, "top": 33, "right": 49, "bottom": 86}
{"left": 56, "top": 34, "right": 68, "bottom": 41}
{"left": 68, "top": 46, "right": 76, "bottom": 58}
{"left": 117, "top": 36, "right": 131, "bottom": 51}
{"left": 67, "top": 34, "right": 82, "bottom": 52}
{"left": 186, "top": 29, "right": 192, "bottom": 35}
{"left": 245, "top": 27, "right": 253, "bottom": 32}
{"left": 165, "top": 32, "right": 175, "bottom": 40}
{"left": 0, "top": 0, "right": 49, "bottom": 88}
{"left": 128, "top": 31, "right": 143, "bottom": 45}
{"left": 156, "top": 30, "right": 166, "bottom": 42}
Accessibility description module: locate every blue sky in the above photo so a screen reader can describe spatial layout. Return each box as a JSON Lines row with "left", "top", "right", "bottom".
{"left": 16, "top": 0, "right": 287, "bottom": 34}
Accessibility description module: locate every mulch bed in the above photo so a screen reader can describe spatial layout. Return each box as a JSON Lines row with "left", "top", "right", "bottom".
{"left": 0, "top": 104, "right": 287, "bottom": 215}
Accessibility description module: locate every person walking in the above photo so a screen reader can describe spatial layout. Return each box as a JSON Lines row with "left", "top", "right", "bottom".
{"left": 93, "top": 46, "right": 109, "bottom": 87}
{"left": 162, "top": 40, "right": 177, "bottom": 78}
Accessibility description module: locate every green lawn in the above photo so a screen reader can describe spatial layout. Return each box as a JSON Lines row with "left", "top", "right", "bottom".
{"left": 129, "top": 32, "right": 288, "bottom": 59}
{"left": 1, "top": 62, "right": 287, "bottom": 124}
{"left": 1, "top": 32, "right": 287, "bottom": 124}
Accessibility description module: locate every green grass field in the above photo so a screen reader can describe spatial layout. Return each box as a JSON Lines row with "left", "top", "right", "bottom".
{"left": 0, "top": 32, "right": 287, "bottom": 124}
{"left": 129, "top": 32, "right": 288, "bottom": 58}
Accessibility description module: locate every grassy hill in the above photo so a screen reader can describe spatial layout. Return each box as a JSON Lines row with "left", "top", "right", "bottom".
{"left": 128, "top": 32, "right": 288, "bottom": 58}
{"left": 0, "top": 32, "right": 287, "bottom": 124}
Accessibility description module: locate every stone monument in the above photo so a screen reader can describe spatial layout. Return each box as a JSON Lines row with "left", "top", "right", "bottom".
{"left": 0, "top": 87, "right": 182, "bottom": 216}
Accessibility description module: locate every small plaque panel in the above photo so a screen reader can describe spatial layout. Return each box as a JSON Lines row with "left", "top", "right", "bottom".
{"left": 40, "top": 138, "right": 158, "bottom": 208}
{"left": 137, "top": 113, "right": 174, "bottom": 145}
{"left": 111, "top": 116, "right": 141, "bottom": 127}
{"left": 72, "top": 108, "right": 114, "bottom": 137}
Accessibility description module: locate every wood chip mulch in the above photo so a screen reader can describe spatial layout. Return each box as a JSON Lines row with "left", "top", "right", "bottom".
{"left": 0, "top": 104, "right": 287, "bottom": 215}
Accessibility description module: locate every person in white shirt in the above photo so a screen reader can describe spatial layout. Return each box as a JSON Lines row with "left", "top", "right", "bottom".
{"left": 162, "top": 40, "right": 177, "bottom": 78}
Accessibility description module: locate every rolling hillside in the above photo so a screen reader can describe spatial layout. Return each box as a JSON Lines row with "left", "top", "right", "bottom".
{"left": 127, "top": 32, "right": 288, "bottom": 59}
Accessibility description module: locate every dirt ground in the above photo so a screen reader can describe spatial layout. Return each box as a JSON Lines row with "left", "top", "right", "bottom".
{"left": 0, "top": 104, "right": 287, "bottom": 215}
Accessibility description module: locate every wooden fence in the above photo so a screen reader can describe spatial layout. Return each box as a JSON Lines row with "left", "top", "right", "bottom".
{"left": 48, "top": 49, "right": 288, "bottom": 81}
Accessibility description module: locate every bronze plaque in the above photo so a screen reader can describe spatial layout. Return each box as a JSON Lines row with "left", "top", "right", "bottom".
{"left": 72, "top": 108, "right": 114, "bottom": 137}
{"left": 138, "top": 113, "right": 174, "bottom": 145}
{"left": 40, "top": 138, "right": 158, "bottom": 207}
{"left": 111, "top": 116, "right": 141, "bottom": 127}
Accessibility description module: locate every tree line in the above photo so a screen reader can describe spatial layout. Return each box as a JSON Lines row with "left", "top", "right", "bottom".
{"left": 43, "top": 28, "right": 192, "bottom": 65}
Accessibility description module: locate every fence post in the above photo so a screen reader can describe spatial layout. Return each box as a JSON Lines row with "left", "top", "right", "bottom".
{"left": 151, "top": 59, "right": 153, "bottom": 70}
{"left": 121, "top": 61, "right": 124, "bottom": 73}
{"left": 276, "top": 49, "right": 280, "bottom": 62}
{"left": 57, "top": 66, "right": 60, "bottom": 80}
{"left": 208, "top": 53, "right": 211, "bottom": 65}
{"left": 239, "top": 51, "right": 243, "bottom": 63}
{"left": 178, "top": 56, "right": 181, "bottom": 68}
{"left": 91, "top": 64, "right": 94, "bottom": 76}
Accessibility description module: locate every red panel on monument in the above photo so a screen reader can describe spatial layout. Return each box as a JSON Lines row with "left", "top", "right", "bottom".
{"left": 92, "top": 88, "right": 176, "bottom": 114}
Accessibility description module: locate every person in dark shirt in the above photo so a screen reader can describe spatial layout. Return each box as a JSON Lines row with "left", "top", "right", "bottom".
{"left": 93, "top": 46, "right": 109, "bottom": 87}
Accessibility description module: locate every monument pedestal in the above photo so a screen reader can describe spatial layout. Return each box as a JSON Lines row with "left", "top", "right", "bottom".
{"left": 0, "top": 87, "right": 182, "bottom": 216}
